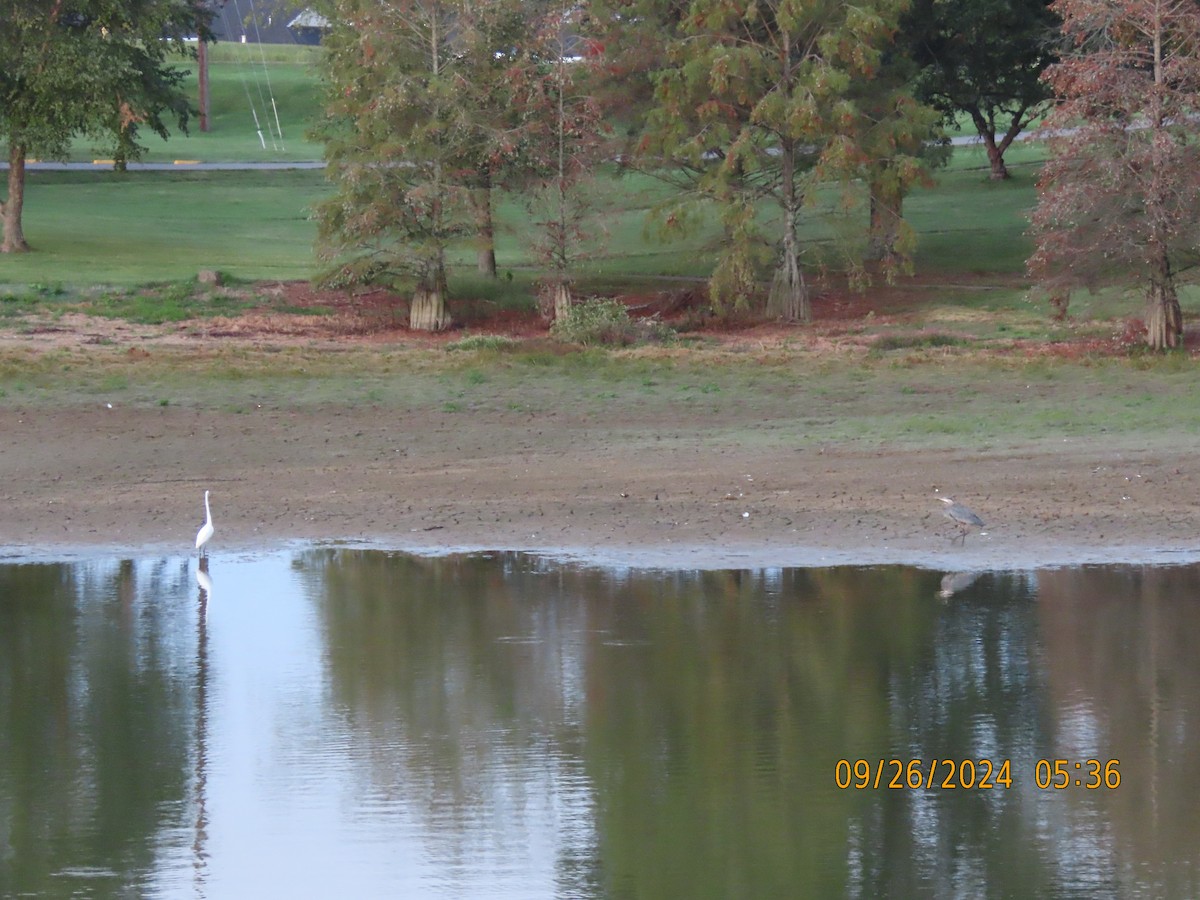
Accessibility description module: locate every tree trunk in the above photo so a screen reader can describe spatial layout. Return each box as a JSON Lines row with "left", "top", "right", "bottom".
{"left": 537, "top": 279, "right": 573, "bottom": 322}
{"left": 553, "top": 281, "right": 572, "bottom": 321}
{"left": 983, "top": 136, "right": 1009, "bottom": 180}
{"left": 410, "top": 265, "right": 452, "bottom": 331}
{"left": 866, "top": 175, "right": 903, "bottom": 265}
{"left": 969, "top": 108, "right": 1021, "bottom": 181}
{"left": 767, "top": 256, "right": 807, "bottom": 321}
{"left": 410, "top": 284, "right": 452, "bottom": 331}
{"left": 469, "top": 182, "right": 497, "bottom": 278}
{"left": 766, "top": 139, "right": 809, "bottom": 322}
{"left": 1142, "top": 34, "right": 1180, "bottom": 352}
{"left": 2, "top": 142, "right": 31, "bottom": 254}
{"left": 1145, "top": 254, "right": 1182, "bottom": 350}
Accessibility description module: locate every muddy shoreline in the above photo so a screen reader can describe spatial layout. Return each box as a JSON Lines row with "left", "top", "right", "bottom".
{"left": 4, "top": 404, "right": 1197, "bottom": 571}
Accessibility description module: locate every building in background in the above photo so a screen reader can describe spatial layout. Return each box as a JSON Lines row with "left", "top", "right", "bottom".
{"left": 210, "top": 1, "right": 328, "bottom": 45}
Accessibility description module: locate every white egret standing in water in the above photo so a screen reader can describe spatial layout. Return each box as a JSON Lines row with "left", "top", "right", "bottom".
{"left": 196, "top": 490, "right": 214, "bottom": 557}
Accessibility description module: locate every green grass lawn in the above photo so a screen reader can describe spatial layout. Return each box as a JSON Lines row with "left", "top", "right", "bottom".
{"left": 10, "top": 145, "right": 1191, "bottom": 343}
{"left": 3, "top": 170, "right": 324, "bottom": 285}
{"left": 65, "top": 45, "right": 324, "bottom": 163}
{"left": 0, "top": 151, "right": 1068, "bottom": 305}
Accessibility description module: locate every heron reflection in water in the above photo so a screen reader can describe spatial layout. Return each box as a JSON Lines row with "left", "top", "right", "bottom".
{"left": 938, "top": 571, "right": 980, "bottom": 599}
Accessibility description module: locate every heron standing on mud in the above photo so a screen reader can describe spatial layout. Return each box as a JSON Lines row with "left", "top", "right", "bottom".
{"left": 938, "top": 496, "right": 984, "bottom": 544}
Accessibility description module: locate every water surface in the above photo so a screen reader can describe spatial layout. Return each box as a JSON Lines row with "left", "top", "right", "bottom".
{"left": 0, "top": 552, "right": 1197, "bottom": 898}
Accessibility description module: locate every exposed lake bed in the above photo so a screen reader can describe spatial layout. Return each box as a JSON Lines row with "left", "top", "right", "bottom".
{"left": 2, "top": 398, "right": 1199, "bottom": 572}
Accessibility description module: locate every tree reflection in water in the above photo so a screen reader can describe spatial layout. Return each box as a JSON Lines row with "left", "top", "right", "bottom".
{"left": 1, "top": 553, "right": 1197, "bottom": 898}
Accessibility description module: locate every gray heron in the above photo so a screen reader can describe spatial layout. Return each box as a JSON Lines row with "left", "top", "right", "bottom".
{"left": 938, "top": 496, "right": 984, "bottom": 544}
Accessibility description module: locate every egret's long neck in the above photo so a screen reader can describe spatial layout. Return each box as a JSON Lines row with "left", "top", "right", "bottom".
{"left": 204, "top": 493, "right": 212, "bottom": 523}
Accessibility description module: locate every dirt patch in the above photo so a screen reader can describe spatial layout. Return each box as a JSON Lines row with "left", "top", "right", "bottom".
{"left": 0, "top": 274, "right": 1151, "bottom": 358}
{"left": 3, "top": 399, "right": 1196, "bottom": 571}
{"left": 1, "top": 278, "right": 1196, "bottom": 570}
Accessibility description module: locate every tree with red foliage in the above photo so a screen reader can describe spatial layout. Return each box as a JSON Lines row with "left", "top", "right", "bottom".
{"left": 1028, "top": 0, "right": 1200, "bottom": 350}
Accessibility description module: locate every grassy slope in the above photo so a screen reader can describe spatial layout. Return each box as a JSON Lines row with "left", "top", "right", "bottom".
{"left": 1, "top": 343, "right": 1197, "bottom": 454}
{"left": 4, "top": 170, "right": 324, "bottom": 284}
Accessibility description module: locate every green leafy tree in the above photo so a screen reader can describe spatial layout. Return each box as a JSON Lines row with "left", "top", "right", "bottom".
{"left": 453, "top": 0, "right": 544, "bottom": 277}
{"left": 1028, "top": 0, "right": 1200, "bottom": 350}
{"left": 0, "top": 0, "right": 205, "bottom": 253}
{"left": 905, "top": 0, "right": 1059, "bottom": 180}
{"left": 314, "top": 0, "right": 469, "bottom": 330}
{"left": 585, "top": 0, "right": 690, "bottom": 160}
{"left": 643, "top": 0, "right": 912, "bottom": 321}
{"left": 516, "top": 3, "right": 610, "bottom": 318}
{"left": 314, "top": 0, "right": 550, "bottom": 328}
{"left": 850, "top": 51, "right": 945, "bottom": 274}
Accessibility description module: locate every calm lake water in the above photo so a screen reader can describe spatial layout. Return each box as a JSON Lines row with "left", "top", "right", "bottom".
{"left": 1, "top": 550, "right": 1197, "bottom": 898}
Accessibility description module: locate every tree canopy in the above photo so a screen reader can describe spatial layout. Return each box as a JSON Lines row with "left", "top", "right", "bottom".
{"left": 640, "top": 0, "right": 927, "bottom": 320}
{"left": 0, "top": 0, "right": 207, "bottom": 252}
{"left": 314, "top": 0, "right": 478, "bottom": 329}
{"left": 314, "top": 0, "right": 603, "bottom": 328}
{"left": 906, "top": 0, "right": 1059, "bottom": 179}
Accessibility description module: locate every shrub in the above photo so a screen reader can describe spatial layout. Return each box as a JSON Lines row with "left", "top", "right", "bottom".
{"left": 551, "top": 297, "right": 674, "bottom": 347}
{"left": 446, "top": 334, "right": 518, "bottom": 352}
{"left": 871, "top": 332, "right": 965, "bottom": 352}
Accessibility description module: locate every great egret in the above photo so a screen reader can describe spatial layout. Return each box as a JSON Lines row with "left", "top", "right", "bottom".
{"left": 196, "top": 490, "right": 214, "bottom": 557}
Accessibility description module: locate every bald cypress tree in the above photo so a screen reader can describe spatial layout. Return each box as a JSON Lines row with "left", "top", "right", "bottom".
{"left": 642, "top": 0, "right": 914, "bottom": 320}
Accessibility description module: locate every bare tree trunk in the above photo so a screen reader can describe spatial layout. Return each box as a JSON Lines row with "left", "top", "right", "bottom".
{"left": 553, "top": 281, "right": 572, "bottom": 321}
{"left": 866, "top": 174, "right": 903, "bottom": 265}
{"left": 410, "top": 285, "right": 452, "bottom": 331}
{"left": 767, "top": 256, "right": 807, "bottom": 321}
{"left": 969, "top": 109, "right": 1026, "bottom": 181}
{"left": 537, "top": 279, "right": 573, "bottom": 322}
{"left": 469, "top": 181, "right": 497, "bottom": 278}
{"left": 2, "top": 142, "right": 31, "bottom": 253}
{"left": 766, "top": 138, "right": 809, "bottom": 322}
{"left": 983, "top": 138, "right": 1009, "bottom": 180}
{"left": 1143, "top": 23, "right": 1180, "bottom": 351}
{"left": 410, "top": 266, "right": 452, "bottom": 331}
{"left": 1145, "top": 253, "right": 1181, "bottom": 351}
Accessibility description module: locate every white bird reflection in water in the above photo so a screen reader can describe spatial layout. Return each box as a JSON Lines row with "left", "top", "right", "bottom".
{"left": 194, "top": 557, "right": 212, "bottom": 895}
{"left": 196, "top": 563, "right": 213, "bottom": 597}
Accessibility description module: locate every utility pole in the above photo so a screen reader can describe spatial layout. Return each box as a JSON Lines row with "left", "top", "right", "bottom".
{"left": 198, "top": 35, "right": 210, "bottom": 132}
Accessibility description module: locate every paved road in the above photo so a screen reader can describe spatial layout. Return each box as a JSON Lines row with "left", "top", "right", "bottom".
{"left": 5, "top": 160, "right": 325, "bottom": 171}
{"left": 0, "top": 132, "right": 1023, "bottom": 172}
